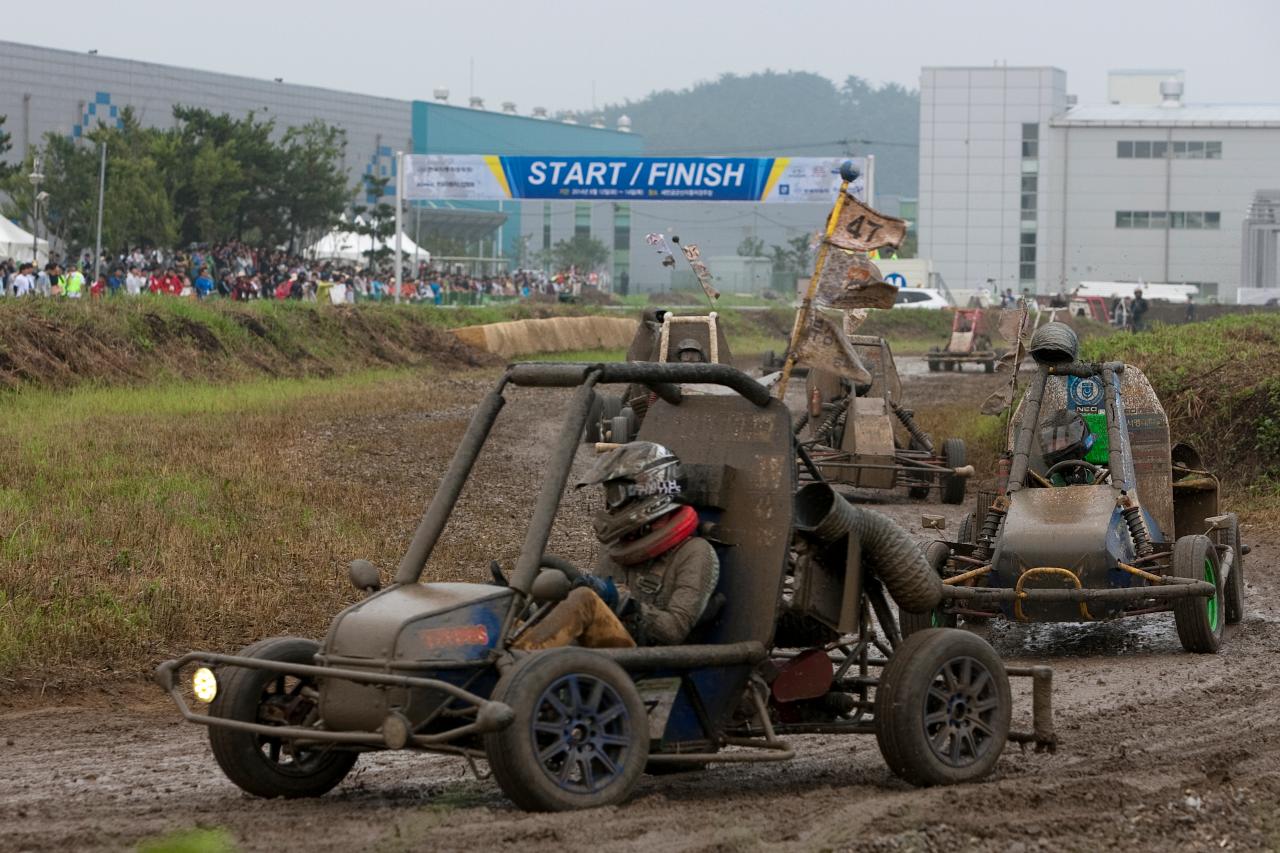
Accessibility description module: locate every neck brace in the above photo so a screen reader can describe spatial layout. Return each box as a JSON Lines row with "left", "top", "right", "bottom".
{"left": 607, "top": 505, "right": 698, "bottom": 566}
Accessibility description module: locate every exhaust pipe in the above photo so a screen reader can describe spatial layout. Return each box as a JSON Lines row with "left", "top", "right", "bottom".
{"left": 795, "top": 483, "right": 942, "bottom": 613}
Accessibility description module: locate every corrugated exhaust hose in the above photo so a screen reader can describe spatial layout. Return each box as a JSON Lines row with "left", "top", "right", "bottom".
{"left": 794, "top": 483, "right": 942, "bottom": 613}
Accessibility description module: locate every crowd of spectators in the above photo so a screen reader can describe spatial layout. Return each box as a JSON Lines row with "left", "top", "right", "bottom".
{"left": 0, "top": 242, "right": 572, "bottom": 305}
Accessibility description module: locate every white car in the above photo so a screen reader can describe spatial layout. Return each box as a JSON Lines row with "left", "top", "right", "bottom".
{"left": 892, "top": 288, "right": 950, "bottom": 309}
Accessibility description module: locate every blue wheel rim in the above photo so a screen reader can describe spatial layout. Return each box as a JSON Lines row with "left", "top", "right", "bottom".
{"left": 531, "top": 673, "right": 632, "bottom": 794}
{"left": 922, "top": 655, "right": 1001, "bottom": 768}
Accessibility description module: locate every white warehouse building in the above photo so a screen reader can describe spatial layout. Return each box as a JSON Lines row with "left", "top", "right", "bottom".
{"left": 919, "top": 66, "right": 1280, "bottom": 303}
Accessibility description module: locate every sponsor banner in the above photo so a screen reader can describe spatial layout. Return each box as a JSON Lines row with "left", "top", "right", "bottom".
{"left": 401, "top": 155, "right": 866, "bottom": 203}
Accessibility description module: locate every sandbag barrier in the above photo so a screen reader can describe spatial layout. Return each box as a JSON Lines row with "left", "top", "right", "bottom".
{"left": 451, "top": 316, "right": 639, "bottom": 359}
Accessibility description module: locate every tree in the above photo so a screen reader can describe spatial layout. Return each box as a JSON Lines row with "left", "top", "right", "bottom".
{"left": 737, "top": 235, "right": 766, "bottom": 257}
{"left": 351, "top": 174, "right": 397, "bottom": 267}
{"left": 542, "top": 233, "right": 609, "bottom": 273}
{"left": 769, "top": 234, "right": 814, "bottom": 276}
{"left": 278, "top": 120, "right": 348, "bottom": 252}
{"left": 85, "top": 114, "right": 177, "bottom": 249}
{"left": 0, "top": 116, "right": 13, "bottom": 181}
{"left": 1, "top": 133, "right": 98, "bottom": 252}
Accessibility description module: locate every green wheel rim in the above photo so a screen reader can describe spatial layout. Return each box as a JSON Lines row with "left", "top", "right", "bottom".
{"left": 1204, "top": 557, "right": 1219, "bottom": 630}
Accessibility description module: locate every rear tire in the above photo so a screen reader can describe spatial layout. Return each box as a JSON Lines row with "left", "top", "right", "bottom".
{"left": 875, "top": 629, "right": 1011, "bottom": 786}
{"left": 1172, "top": 534, "right": 1224, "bottom": 653}
{"left": 485, "top": 648, "right": 649, "bottom": 812}
{"left": 1221, "top": 514, "right": 1244, "bottom": 625}
{"left": 958, "top": 512, "right": 975, "bottom": 545}
{"left": 208, "top": 637, "right": 357, "bottom": 799}
{"left": 941, "top": 438, "right": 967, "bottom": 505}
{"left": 927, "top": 347, "right": 941, "bottom": 372}
{"left": 900, "top": 542, "right": 955, "bottom": 637}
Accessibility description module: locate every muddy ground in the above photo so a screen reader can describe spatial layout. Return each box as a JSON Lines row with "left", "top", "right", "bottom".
{"left": 3, "top": 364, "right": 1279, "bottom": 852}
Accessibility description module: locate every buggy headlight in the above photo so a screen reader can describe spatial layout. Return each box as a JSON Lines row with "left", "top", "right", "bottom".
{"left": 192, "top": 666, "right": 218, "bottom": 703}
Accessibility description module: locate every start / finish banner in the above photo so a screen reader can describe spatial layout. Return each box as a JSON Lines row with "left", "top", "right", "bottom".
{"left": 401, "top": 155, "right": 866, "bottom": 203}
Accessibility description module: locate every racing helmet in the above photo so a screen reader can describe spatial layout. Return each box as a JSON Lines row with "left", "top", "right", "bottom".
{"left": 675, "top": 338, "right": 706, "bottom": 363}
{"left": 576, "top": 441, "right": 685, "bottom": 545}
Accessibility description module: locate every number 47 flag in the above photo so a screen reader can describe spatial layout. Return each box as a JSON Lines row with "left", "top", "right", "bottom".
{"left": 826, "top": 196, "right": 908, "bottom": 254}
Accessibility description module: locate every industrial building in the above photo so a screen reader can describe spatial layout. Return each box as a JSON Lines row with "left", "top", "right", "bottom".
{"left": 0, "top": 40, "right": 843, "bottom": 293}
{"left": 919, "top": 66, "right": 1280, "bottom": 303}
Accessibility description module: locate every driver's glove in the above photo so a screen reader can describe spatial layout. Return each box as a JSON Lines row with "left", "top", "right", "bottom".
{"left": 573, "top": 575, "right": 619, "bottom": 610}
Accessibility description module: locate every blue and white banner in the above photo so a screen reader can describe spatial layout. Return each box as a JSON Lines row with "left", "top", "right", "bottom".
{"left": 401, "top": 155, "right": 866, "bottom": 203}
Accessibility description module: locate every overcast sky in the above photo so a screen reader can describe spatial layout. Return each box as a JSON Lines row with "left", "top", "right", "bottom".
{"left": 21, "top": 0, "right": 1280, "bottom": 111}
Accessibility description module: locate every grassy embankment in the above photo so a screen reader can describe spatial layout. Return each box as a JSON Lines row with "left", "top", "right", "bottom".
{"left": 0, "top": 369, "right": 484, "bottom": 683}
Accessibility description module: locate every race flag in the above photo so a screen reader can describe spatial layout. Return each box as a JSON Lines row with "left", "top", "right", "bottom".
{"left": 843, "top": 308, "right": 869, "bottom": 335}
{"left": 792, "top": 310, "right": 871, "bottom": 385}
{"left": 645, "top": 232, "right": 677, "bottom": 268}
{"left": 825, "top": 196, "right": 908, "bottom": 254}
{"left": 986, "top": 306, "right": 1032, "bottom": 413}
{"left": 816, "top": 249, "right": 897, "bottom": 310}
{"left": 672, "top": 236, "right": 720, "bottom": 301}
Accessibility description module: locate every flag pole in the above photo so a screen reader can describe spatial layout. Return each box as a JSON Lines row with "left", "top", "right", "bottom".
{"left": 775, "top": 161, "right": 859, "bottom": 399}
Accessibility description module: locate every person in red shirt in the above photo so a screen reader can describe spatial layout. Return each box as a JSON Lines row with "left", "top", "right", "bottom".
{"left": 149, "top": 269, "right": 166, "bottom": 294}
{"left": 166, "top": 268, "right": 185, "bottom": 295}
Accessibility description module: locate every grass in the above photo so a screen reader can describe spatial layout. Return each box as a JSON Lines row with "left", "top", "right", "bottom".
{"left": 0, "top": 368, "right": 491, "bottom": 681}
{"left": 1082, "top": 314, "right": 1280, "bottom": 487}
{"left": 137, "top": 828, "right": 237, "bottom": 853}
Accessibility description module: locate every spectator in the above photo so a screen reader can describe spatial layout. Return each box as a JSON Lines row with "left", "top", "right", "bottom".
{"left": 1130, "top": 288, "right": 1148, "bottom": 333}
{"left": 126, "top": 265, "right": 147, "bottom": 296}
{"left": 64, "top": 265, "right": 86, "bottom": 299}
{"left": 1185, "top": 294, "right": 1196, "bottom": 323}
{"left": 107, "top": 267, "right": 124, "bottom": 297}
{"left": 194, "top": 266, "right": 214, "bottom": 299}
{"left": 12, "top": 263, "right": 35, "bottom": 296}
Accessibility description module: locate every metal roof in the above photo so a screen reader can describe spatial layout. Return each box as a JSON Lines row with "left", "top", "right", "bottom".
{"left": 1052, "top": 103, "right": 1280, "bottom": 128}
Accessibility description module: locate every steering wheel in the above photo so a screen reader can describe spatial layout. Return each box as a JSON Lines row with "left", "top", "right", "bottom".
{"left": 1044, "top": 459, "right": 1104, "bottom": 483}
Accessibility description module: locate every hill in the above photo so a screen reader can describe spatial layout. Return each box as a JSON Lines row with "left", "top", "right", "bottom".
{"left": 568, "top": 71, "right": 920, "bottom": 199}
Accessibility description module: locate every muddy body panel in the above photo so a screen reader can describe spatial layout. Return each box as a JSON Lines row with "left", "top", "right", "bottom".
{"left": 992, "top": 486, "right": 1143, "bottom": 621}
{"left": 318, "top": 583, "right": 511, "bottom": 731}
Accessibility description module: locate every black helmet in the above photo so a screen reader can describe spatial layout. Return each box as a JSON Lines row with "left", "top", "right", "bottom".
{"left": 675, "top": 338, "right": 705, "bottom": 362}
{"left": 1029, "top": 322, "right": 1079, "bottom": 365}
{"left": 577, "top": 441, "right": 684, "bottom": 544}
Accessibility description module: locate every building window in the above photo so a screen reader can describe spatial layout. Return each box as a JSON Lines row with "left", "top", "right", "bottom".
{"left": 1115, "top": 210, "right": 1222, "bottom": 229}
{"left": 542, "top": 202, "right": 552, "bottom": 252}
{"left": 1118, "top": 140, "right": 1223, "bottom": 159}
{"left": 1020, "top": 125, "right": 1039, "bottom": 287}
{"left": 1021, "top": 175, "right": 1038, "bottom": 193}
{"left": 1020, "top": 232, "right": 1036, "bottom": 246}
{"left": 574, "top": 203, "right": 590, "bottom": 238}
{"left": 613, "top": 203, "right": 630, "bottom": 250}
{"left": 1020, "top": 262, "right": 1036, "bottom": 281}
{"left": 1020, "top": 246, "right": 1037, "bottom": 263}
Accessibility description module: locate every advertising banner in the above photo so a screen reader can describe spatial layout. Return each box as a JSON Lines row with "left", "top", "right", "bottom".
{"left": 401, "top": 155, "right": 866, "bottom": 203}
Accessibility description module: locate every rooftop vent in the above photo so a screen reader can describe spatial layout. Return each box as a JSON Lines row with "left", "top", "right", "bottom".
{"left": 590, "top": 115, "right": 606, "bottom": 129}
{"left": 433, "top": 87, "right": 449, "bottom": 102}
{"left": 531, "top": 106, "right": 549, "bottom": 120}
{"left": 469, "top": 96, "right": 485, "bottom": 110}
{"left": 617, "top": 114, "right": 632, "bottom": 133}
{"left": 562, "top": 116, "right": 578, "bottom": 125}
{"left": 501, "top": 101, "right": 517, "bottom": 115}
{"left": 1066, "top": 94, "right": 1078, "bottom": 107}
{"left": 1159, "top": 79, "right": 1184, "bottom": 107}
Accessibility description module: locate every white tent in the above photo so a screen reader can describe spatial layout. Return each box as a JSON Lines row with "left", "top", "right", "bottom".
{"left": 0, "top": 217, "right": 49, "bottom": 264}
{"left": 305, "top": 228, "right": 429, "bottom": 265}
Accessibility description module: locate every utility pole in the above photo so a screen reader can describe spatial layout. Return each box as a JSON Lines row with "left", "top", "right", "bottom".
{"left": 394, "top": 150, "right": 403, "bottom": 305}
{"left": 93, "top": 142, "right": 106, "bottom": 283}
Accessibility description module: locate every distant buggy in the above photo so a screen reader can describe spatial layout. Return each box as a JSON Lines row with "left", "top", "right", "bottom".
{"left": 907, "top": 323, "right": 1244, "bottom": 653}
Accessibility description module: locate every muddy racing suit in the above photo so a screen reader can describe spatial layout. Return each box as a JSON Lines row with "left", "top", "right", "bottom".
{"left": 513, "top": 538, "right": 719, "bottom": 650}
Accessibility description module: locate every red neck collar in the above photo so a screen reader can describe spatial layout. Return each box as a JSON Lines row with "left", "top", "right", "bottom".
{"left": 607, "top": 505, "right": 698, "bottom": 566}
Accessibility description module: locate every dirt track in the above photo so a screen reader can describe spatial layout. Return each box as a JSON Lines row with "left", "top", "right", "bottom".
{"left": 3, "top": 366, "right": 1279, "bottom": 852}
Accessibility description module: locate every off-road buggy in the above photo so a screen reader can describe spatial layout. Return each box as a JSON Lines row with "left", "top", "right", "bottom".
{"left": 800, "top": 335, "right": 971, "bottom": 504}
{"left": 585, "top": 308, "right": 732, "bottom": 444}
{"left": 927, "top": 309, "right": 1002, "bottom": 373}
{"left": 906, "top": 323, "right": 1243, "bottom": 653}
{"left": 157, "top": 361, "right": 1054, "bottom": 811}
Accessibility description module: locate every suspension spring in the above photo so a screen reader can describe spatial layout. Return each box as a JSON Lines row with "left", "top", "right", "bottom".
{"left": 890, "top": 401, "right": 934, "bottom": 454}
{"left": 973, "top": 502, "right": 1007, "bottom": 563}
{"left": 1121, "top": 500, "right": 1155, "bottom": 557}
{"left": 814, "top": 397, "right": 852, "bottom": 445}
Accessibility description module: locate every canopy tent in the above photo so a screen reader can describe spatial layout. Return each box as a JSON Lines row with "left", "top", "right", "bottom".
{"left": 305, "top": 228, "right": 429, "bottom": 265}
{"left": 0, "top": 217, "right": 49, "bottom": 264}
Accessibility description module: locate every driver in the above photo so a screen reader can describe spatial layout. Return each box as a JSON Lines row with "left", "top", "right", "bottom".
{"left": 1039, "top": 408, "right": 1098, "bottom": 485}
{"left": 513, "top": 441, "right": 720, "bottom": 650}
{"left": 675, "top": 338, "right": 707, "bottom": 363}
